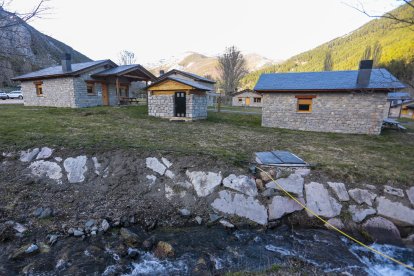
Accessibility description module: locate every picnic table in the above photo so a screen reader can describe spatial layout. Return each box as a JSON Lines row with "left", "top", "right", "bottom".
{"left": 382, "top": 118, "right": 406, "bottom": 131}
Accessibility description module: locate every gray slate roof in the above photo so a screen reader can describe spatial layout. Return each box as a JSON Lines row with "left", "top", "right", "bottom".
{"left": 254, "top": 69, "right": 406, "bottom": 92}
{"left": 12, "top": 60, "right": 113, "bottom": 81}
{"left": 148, "top": 76, "right": 212, "bottom": 91}
{"left": 93, "top": 64, "right": 156, "bottom": 80}
{"left": 387, "top": 92, "right": 411, "bottom": 100}
{"left": 159, "top": 69, "right": 216, "bottom": 84}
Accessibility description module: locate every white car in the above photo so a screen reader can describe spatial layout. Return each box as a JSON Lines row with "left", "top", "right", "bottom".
{"left": 7, "top": 91, "right": 23, "bottom": 99}
{"left": 0, "top": 91, "right": 8, "bottom": 100}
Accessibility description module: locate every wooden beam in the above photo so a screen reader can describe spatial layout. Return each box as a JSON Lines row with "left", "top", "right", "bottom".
{"left": 116, "top": 77, "right": 120, "bottom": 105}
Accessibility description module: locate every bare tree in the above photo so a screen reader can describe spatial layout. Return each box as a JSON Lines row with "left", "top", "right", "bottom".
{"left": 118, "top": 50, "right": 136, "bottom": 65}
{"left": 323, "top": 51, "right": 333, "bottom": 71}
{"left": 349, "top": 0, "right": 414, "bottom": 27}
{"left": 0, "top": 0, "right": 49, "bottom": 29}
{"left": 217, "top": 46, "right": 247, "bottom": 95}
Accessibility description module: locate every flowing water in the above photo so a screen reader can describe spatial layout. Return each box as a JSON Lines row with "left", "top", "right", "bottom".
{"left": 1, "top": 226, "right": 413, "bottom": 275}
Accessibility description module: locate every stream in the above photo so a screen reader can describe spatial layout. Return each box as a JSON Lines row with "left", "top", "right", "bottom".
{"left": 1, "top": 226, "right": 413, "bottom": 275}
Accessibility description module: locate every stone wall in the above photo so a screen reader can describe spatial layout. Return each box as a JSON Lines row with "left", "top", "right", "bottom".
{"left": 148, "top": 94, "right": 175, "bottom": 117}
{"left": 73, "top": 66, "right": 110, "bottom": 108}
{"left": 262, "top": 91, "right": 388, "bottom": 135}
{"left": 22, "top": 77, "right": 75, "bottom": 108}
{"left": 187, "top": 94, "right": 207, "bottom": 119}
{"left": 232, "top": 92, "right": 263, "bottom": 107}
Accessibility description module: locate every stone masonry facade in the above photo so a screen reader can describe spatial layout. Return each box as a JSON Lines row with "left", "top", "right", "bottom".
{"left": 262, "top": 91, "right": 388, "bottom": 135}
{"left": 148, "top": 93, "right": 207, "bottom": 119}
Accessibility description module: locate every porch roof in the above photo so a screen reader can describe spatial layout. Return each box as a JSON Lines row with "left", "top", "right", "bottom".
{"left": 92, "top": 64, "right": 156, "bottom": 82}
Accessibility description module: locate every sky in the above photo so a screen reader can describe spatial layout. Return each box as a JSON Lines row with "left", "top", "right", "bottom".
{"left": 6, "top": 0, "right": 402, "bottom": 64}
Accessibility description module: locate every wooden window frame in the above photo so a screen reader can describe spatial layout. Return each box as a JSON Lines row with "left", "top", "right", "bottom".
{"left": 86, "top": 82, "right": 96, "bottom": 96}
{"left": 34, "top": 81, "right": 43, "bottom": 97}
{"left": 295, "top": 95, "right": 316, "bottom": 113}
{"left": 254, "top": 97, "right": 261, "bottom": 103}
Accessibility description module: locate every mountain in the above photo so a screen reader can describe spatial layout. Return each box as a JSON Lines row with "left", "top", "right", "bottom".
{"left": 0, "top": 7, "right": 91, "bottom": 87}
{"left": 241, "top": 2, "right": 414, "bottom": 90}
{"left": 147, "top": 51, "right": 279, "bottom": 79}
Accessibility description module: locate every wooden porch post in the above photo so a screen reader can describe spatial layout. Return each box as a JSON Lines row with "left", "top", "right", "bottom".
{"left": 116, "top": 77, "right": 120, "bottom": 105}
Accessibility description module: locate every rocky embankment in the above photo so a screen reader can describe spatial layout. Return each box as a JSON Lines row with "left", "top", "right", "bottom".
{"left": 0, "top": 147, "right": 414, "bottom": 274}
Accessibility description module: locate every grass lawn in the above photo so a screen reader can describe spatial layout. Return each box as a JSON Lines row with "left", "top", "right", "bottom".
{"left": 208, "top": 105, "right": 262, "bottom": 113}
{"left": 0, "top": 105, "right": 413, "bottom": 186}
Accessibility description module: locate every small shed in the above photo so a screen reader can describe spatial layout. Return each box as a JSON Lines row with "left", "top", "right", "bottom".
{"left": 146, "top": 76, "right": 210, "bottom": 120}
{"left": 232, "top": 89, "right": 262, "bottom": 107}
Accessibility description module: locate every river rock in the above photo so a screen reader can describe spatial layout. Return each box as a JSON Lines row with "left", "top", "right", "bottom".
{"left": 407, "top": 187, "right": 414, "bottom": 207}
{"left": 363, "top": 217, "right": 402, "bottom": 245}
{"left": 64, "top": 156, "right": 88, "bottom": 183}
{"left": 383, "top": 185, "right": 404, "bottom": 198}
{"left": 101, "top": 219, "right": 110, "bottom": 232}
{"left": 154, "top": 241, "right": 174, "bottom": 258}
{"left": 36, "top": 147, "right": 53, "bottom": 160}
{"left": 324, "top": 218, "right": 345, "bottom": 230}
{"left": 223, "top": 174, "right": 258, "bottom": 196}
{"left": 85, "top": 219, "right": 96, "bottom": 229}
{"left": 54, "top": 157, "right": 62, "bottom": 162}
{"left": 186, "top": 170, "right": 222, "bottom": 197}
{"left": 120, "top": 228, "right": 141, "bottom": 247}
{"left": 327, "top": 182, "right": 350, "bottom": 201}
{"left": 38, "top": 207, "right": 53, "bottom": 219}
{"left": 20, "top": 148, "right": 40, "bottom": 162}
{"left": 73, "top": 230, "right": 84, "bottom": 237}
{"left": 29, "top": 161, "right": 62, "bottom": 182}
{"left": 146, "top": 175, "right": 157, "bottom": 185}
{"left": 25, "top": 244, "right": 39, "bottom": 254}
{"left": 268, "top": 196, "right": 304, "bottom": 220}
{"left": 348, "top": 188, "right": 377, "bottom": 206}
{"left": 376, "top": 196, "right": 414, "bottom": 226}
{"left": 165, "top": 170, "right": 175, "bottom": 179}
{"left": 146, "top": 157, "right": 166, "bottom": 175}
{"left": 219, "top": 219, "right": 235, "bottom": 228}
{"left": 195, "top": 216, "right": 203, "bottom": 225}
{"left": 161, "top": 157, "right": 172, "bottom": 168}
{"left": 349, "top": 205, "right": 376, "bottom": 223}
{"left": 179, "top": 208, "right": 191, "bottom": 217}
{"left": 266, "top": 173, "right": 304, "bottom": 197}
{"left": 211, "top": 190, "right": 268, "bottom": 225}
{"left": 13, "top": 222, "right": 27, "bottom": 234}
{"left": 295, "top": 168, "right": 311, "bottom": 177}
{"left": 305, "top": 182, "right": 342, "bottom": 218}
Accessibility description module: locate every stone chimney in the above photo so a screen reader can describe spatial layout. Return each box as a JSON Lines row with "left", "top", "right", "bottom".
{"left": 357, "top": 60, "right": 373, "bottom": 87}
{"left": 62, "top": 53, "right": 72, "bottom": 72}
{"left": 159, "top": 70, "right": 165, "bottom": 76}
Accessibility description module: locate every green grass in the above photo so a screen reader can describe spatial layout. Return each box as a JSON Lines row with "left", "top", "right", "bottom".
{"left": 208, "top": 105, "right": 262, "bottom": 113}
{"left": 1, "top": 105, "right": 413, "bottom": 186}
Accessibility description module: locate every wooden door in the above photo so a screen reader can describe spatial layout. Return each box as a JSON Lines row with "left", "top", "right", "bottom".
{"left": 245, "top": 97, "right": 251, "bottom": 106}
{"left": 102, "top": 84, "right": 109, "bottom": 106}
{"left": 175, "top": 92, "right": 186, "bottom": 117}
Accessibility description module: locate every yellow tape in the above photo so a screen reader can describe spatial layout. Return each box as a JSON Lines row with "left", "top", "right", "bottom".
{"left": 257, "top": 167, "right": 414, "bottom": 272}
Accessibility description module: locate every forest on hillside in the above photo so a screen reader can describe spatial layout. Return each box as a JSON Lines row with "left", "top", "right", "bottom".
{"left": 241, "top": 2, "right": 414, "bottom": 91}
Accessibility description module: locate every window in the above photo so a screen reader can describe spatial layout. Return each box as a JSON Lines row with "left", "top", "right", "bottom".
{"left": 118, "top": 85, "right": 129, "bottom": 98}
{"left": 254, "top": 97, "right": 261, "bottom": 103}
{"left": 295, "top": 95, "right": 316, "bottom": 113}
{"left": 238, "top": 98, "right": 243, "bottom": 102}
{"left": 86, "top": 82, "right": 95, "bottom": 95}
{"left": 35, "top": 82, "right": 43, "bottom": 97}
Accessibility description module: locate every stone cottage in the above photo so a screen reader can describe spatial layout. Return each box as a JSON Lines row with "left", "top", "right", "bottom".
{"left": 12, "top": 54, "right": 155, "bottom": 108}
{"left": 254, "top": 60, "right": 406, "bottom": 135}
{"left": 146, "top": 69, "right": 216, "bottom": 120}
{"left": 232, "top": 89, "right": 263, "bottom": 107}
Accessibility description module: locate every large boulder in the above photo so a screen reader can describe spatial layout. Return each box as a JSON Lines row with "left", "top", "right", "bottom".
{"left": 305, "top": 182, "right": 342, "bottom": 218}
{"left": 406, "top": 187, "right": 414, "bottom": 207}
{"left": 119, "top": 228, "right": 141, "bottom": 247}
{"left": 268, "top": 196, "right": 304, "bottom": 220}
{"left": 223, "top": 174, "right": 258, "bottom": 197}
{"left": 29, "top": 161, "right": 62, "bottom": 182}
{"left": 376, "top": 197, "right": 414, "bottom": 226}
{"left": 153, "top": 241, "right": 174, "bottom": 258}
{"left": 362, "top": 217, "right": 402, "bottom": 245}
{"left": 146, "top": 157, "right": 166, "bottom": 175}
{"left": 211, "top": 190, "right": 268, "bottom": 225}
{"left": 266, "top": 173, "right": 304, "bottom": 196}
{"left": 348, "top": 205, "right": 376, "bottom": 223}
{"left": 186, "top": 171, "right": 222, "bottom": 197}
{"left": 63, "top": 156, "right": 88, "bottom": 183}
{"left": 20, "top": 148, "right": 40, "bottom": 162}
{"left": 348, "top": 188, "right": 377, "bottom": 206}
{"left": 327, "top": 182, "right": 350, "bottom": 201}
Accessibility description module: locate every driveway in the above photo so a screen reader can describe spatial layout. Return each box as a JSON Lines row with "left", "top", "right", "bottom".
{"left": 0, "top": 99, "right": 24, "bottom": 105}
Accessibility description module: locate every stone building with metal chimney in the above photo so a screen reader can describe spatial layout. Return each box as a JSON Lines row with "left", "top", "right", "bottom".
{"left": 12, "top": 54, "right": 155, "bottom": 108}
{"left": 254, "top": 60, "right": 406, "bottom": 135}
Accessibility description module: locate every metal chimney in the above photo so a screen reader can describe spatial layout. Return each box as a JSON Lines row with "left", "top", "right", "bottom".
{"left": 159, "top": 70, "right": 165, "bottom": 76}
{"left": 62, "top": 53, "right": 72, "bottom": 72}
{"left": 357, "top": 60, "right": 373, "bottom": 87}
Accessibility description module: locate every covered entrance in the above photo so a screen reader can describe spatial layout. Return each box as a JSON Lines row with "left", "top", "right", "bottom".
{"left": 175, "top": 92, "right": 186, "bottom": 117}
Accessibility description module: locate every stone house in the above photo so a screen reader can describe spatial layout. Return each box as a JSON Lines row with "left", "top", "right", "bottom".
{"left": 254, "top": 60, "right": 406, "bottom": 135}
{"left": 389, "top": 100, "right": 414, "bottom": 119}
{"left": 12, "top": 54, "right": 155, "bottom": 108}
{"left": 232, "top": 89, "right": 263, "bottom": 107}
{"left": 146, "top": 69, "right": 216, "bottom": 120}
